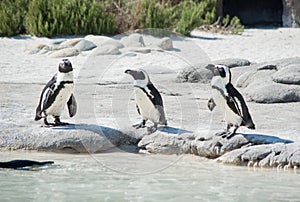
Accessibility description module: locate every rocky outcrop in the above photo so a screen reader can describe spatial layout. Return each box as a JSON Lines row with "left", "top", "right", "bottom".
{"left": 236, "top": 57, "right": 300, "bottom": 103}
{"left": 2, "top": 124, "right": 297, "bottom": 169}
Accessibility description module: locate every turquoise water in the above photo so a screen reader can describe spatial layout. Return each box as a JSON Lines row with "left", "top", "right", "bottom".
{"left": 0, "top": 151, "right": 300, "bottom": 202}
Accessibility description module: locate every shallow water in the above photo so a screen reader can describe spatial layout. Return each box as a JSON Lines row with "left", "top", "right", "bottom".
{"left": 1, "top": 151, "right": 300, "bottom": 202}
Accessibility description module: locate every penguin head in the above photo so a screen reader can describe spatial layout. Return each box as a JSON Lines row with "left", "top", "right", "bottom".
{"left": 125, "top": 68, "right": 150, "bottom": 86}
{"left": 207, "top": 64, "right": 231, "bottom": 84}
{"left": 58, "top": 59, "right": 73, "bottom": 73}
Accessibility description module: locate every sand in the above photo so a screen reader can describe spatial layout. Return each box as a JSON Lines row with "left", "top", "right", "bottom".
{"left": 0, "top": 28, "right": 299, "bottom": 153}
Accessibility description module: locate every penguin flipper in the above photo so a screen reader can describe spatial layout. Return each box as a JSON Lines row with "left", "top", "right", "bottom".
{"left": 35, "top": 75, "right": 57, "bottom": 120}
{"left": 67, "top": 94, "right": 77, "bottom": 117}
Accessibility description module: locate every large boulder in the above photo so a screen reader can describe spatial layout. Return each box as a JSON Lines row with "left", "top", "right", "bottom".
{"left": 272, "top": 64, "right": 300, "bottom": 85}
{"left": 177, "top": 64, "right": 214, "bottom": 83}
{"left": 74, "top": 39, "right": 97, "bottom": 51}
{"left": 236, "top": 58, "right": 300, "bottom": 103}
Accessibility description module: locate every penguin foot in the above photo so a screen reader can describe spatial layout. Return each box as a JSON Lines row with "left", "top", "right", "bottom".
{"left": 54, "top": 117, "right": 69, "bottom": 126}
{"left": 132, "top": 123, "right": 146, "bottom": 129}
{"left": 215, "top": 131, "right": 236, "bottom": 139}
{"left": 147, "top": 126, "right": 157, "bottom": 133}
{"left": 215, "top": 130, "right": 228, "bottom": 137}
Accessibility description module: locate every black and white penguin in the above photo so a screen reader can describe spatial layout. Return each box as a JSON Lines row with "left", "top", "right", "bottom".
{"left": 125, "top": 68, "right": 167, "bottom": 132}
{"left": 207, "top": 64, "right": 255, "bottom": 138}
{"left": 35, "top": 59, "right": 77, "bottom": 126}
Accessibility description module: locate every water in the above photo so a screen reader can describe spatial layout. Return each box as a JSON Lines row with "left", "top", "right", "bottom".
{"left": 1, "top": 151, "right": 300, "bottom": 202}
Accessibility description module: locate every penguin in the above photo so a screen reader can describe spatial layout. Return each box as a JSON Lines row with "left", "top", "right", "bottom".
{"left": 207, "top": 64, "right": 255, "bottom": 138}
{"left": 35, "top": 59, "right": 77, "bottom": 126}
{"left": 0, "top": 160, "right": 54, "bottom": 170}
{"left": 125, "top": 68, "right": 167, "bottom": 132}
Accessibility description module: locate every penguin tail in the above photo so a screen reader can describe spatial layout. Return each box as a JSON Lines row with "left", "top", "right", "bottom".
{"left": 248, "top": 124, "right": 255, "bottom": 130}
{"left": 34, "top": 114, "right": 42, "bottom": 121}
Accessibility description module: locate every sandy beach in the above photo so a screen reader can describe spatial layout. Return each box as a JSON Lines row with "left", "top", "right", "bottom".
{"left": 0, "top": 28, "right": 300, "bottom": 167}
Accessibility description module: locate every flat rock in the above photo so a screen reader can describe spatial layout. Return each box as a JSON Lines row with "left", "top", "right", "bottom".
{"left": 84, "top": 35, "right": 112, "bottom": 47}
{"left": 101, "top": 38, "right": 124, "bottom": 49}
{"left": 272, "top": 64, "right": 300, "bottom": 85}
{"left": 60, "top": 38, "right": 83, "bottom": 47}
{"left": 49, "top": 47, "right": 80, "bottom": 58}
{"left": 0, "top": 124, "right": 142, "bottom": 153}
{"left": 213, "top": 58, "right": 251, "bottom": 68}
{"left": 25, "top": 44, "right": 47, "bottom": 54}
{"left": 93, "top": 45, "right": 121, "bottom": 55}
{"left": 74, "top": 39, "right": 97, "bottom": 51}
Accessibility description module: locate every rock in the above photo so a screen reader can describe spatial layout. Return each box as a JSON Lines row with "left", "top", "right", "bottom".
{"left": 84, "top": 35, "right": 112, "bottom": 47}
{"left": 121, "top": 33, "right": 145, "bottom": 47}
{"left": 0, "top": 125, "right": 141, "bottom": 153}
{"left": 236, "top": 58, "right": 300, "bottom": 103}
{"left": 122, "top": 47, "right": 151, "bottom": 54}
{"left": 101, "top": 39, "right": 124, "bottom": 49}
{"left": 244, "top": 82, "right": 300, "bottom": 103}
{"left": 236, "top": 68, "right": 274, "bottom": 88}
{"left": 93, "top": 45, "right": 121, "bottom": 55}
{"left": 275, "top": 57, "right": 300, "bottom": 69}
{"left": 74, "top": 39, "right": 97, "bottom": 51}
{"left": 257, "top": 64, "right": 277, "bottom": 71}
{"left": 49, "top": 47, "right": 80, "bottom": 58}
{"left": 50, "top": 39, "right": 66, "bottom": 45}
{"left": 43, "top": 44, "right": 70, "bottom": 52}
{"left": 213, "top": 58, "right": 251, "bottom": 68}
{"left": 157, "top": 37, "right": 173, "bottom": 50}
{"left": 25, "top": 44, "right": 47, "bottom": 54}
{"left": 176, "top": 64, "right": 214, "bottom": 83}
{"left": 217, "top": 142, "right": 300, "bottom": 168}
{"left": 272, "top": 64, "right": 300, "bottom": 85}
{"left": 138, "top": 132, "right": 195, "bottom": 154}
{"left": 60, "top": 38, "right": 83, "bottom": 47}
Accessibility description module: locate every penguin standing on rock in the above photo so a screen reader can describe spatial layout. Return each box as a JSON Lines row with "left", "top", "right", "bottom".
{"left": 125, "top": 69, "right": 167, "bottom": 132}
{"left": 207, "top": 64, "right": 255, "bottom": 138}
{"left": 35, "top": 59, "right": 77, "bottom": 126}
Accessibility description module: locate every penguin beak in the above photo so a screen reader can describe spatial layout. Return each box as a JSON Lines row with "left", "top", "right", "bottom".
{"left": 124, "top": 69, "right": 132, "bottom": 74}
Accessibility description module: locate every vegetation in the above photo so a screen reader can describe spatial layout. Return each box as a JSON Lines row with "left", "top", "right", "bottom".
{"left": 0, "top": 0, "right": 244, "bottom": 37}
{"left": 0, "top": 0, "right": 29, "bottom": 36}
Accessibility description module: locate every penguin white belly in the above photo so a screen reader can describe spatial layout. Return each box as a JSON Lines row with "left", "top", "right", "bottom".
{"left": 134, "top": 88, "right": 160, "bottom": 123}
{"left": 224, "top": 105, "right": 242, "bottom": 127}
{"left": 45, "top": 84, "right": 73, "bottom": 116}
{"left": 211, "top": 89, "right": 225, "bottom": 111}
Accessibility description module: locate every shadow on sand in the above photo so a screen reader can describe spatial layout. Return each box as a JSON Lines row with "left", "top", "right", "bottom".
{"left": 158, "top": 126, "right": 192, "bottom": 135}
{"left": 239, "top": 133, "right": 293, "bottom": 144}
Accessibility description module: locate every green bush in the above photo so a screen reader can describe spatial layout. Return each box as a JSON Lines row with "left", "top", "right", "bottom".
{"left": 175, "top": 0, "right": 217, "bottom": 35}
{"left": 24, "top": 0, "right": 116, "bottom": 36}
{"left": 0, "top": 0, "right": 243, "bottom": 37}
{"left": 0, "top": 0, "right": 29, "bottom": 36}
